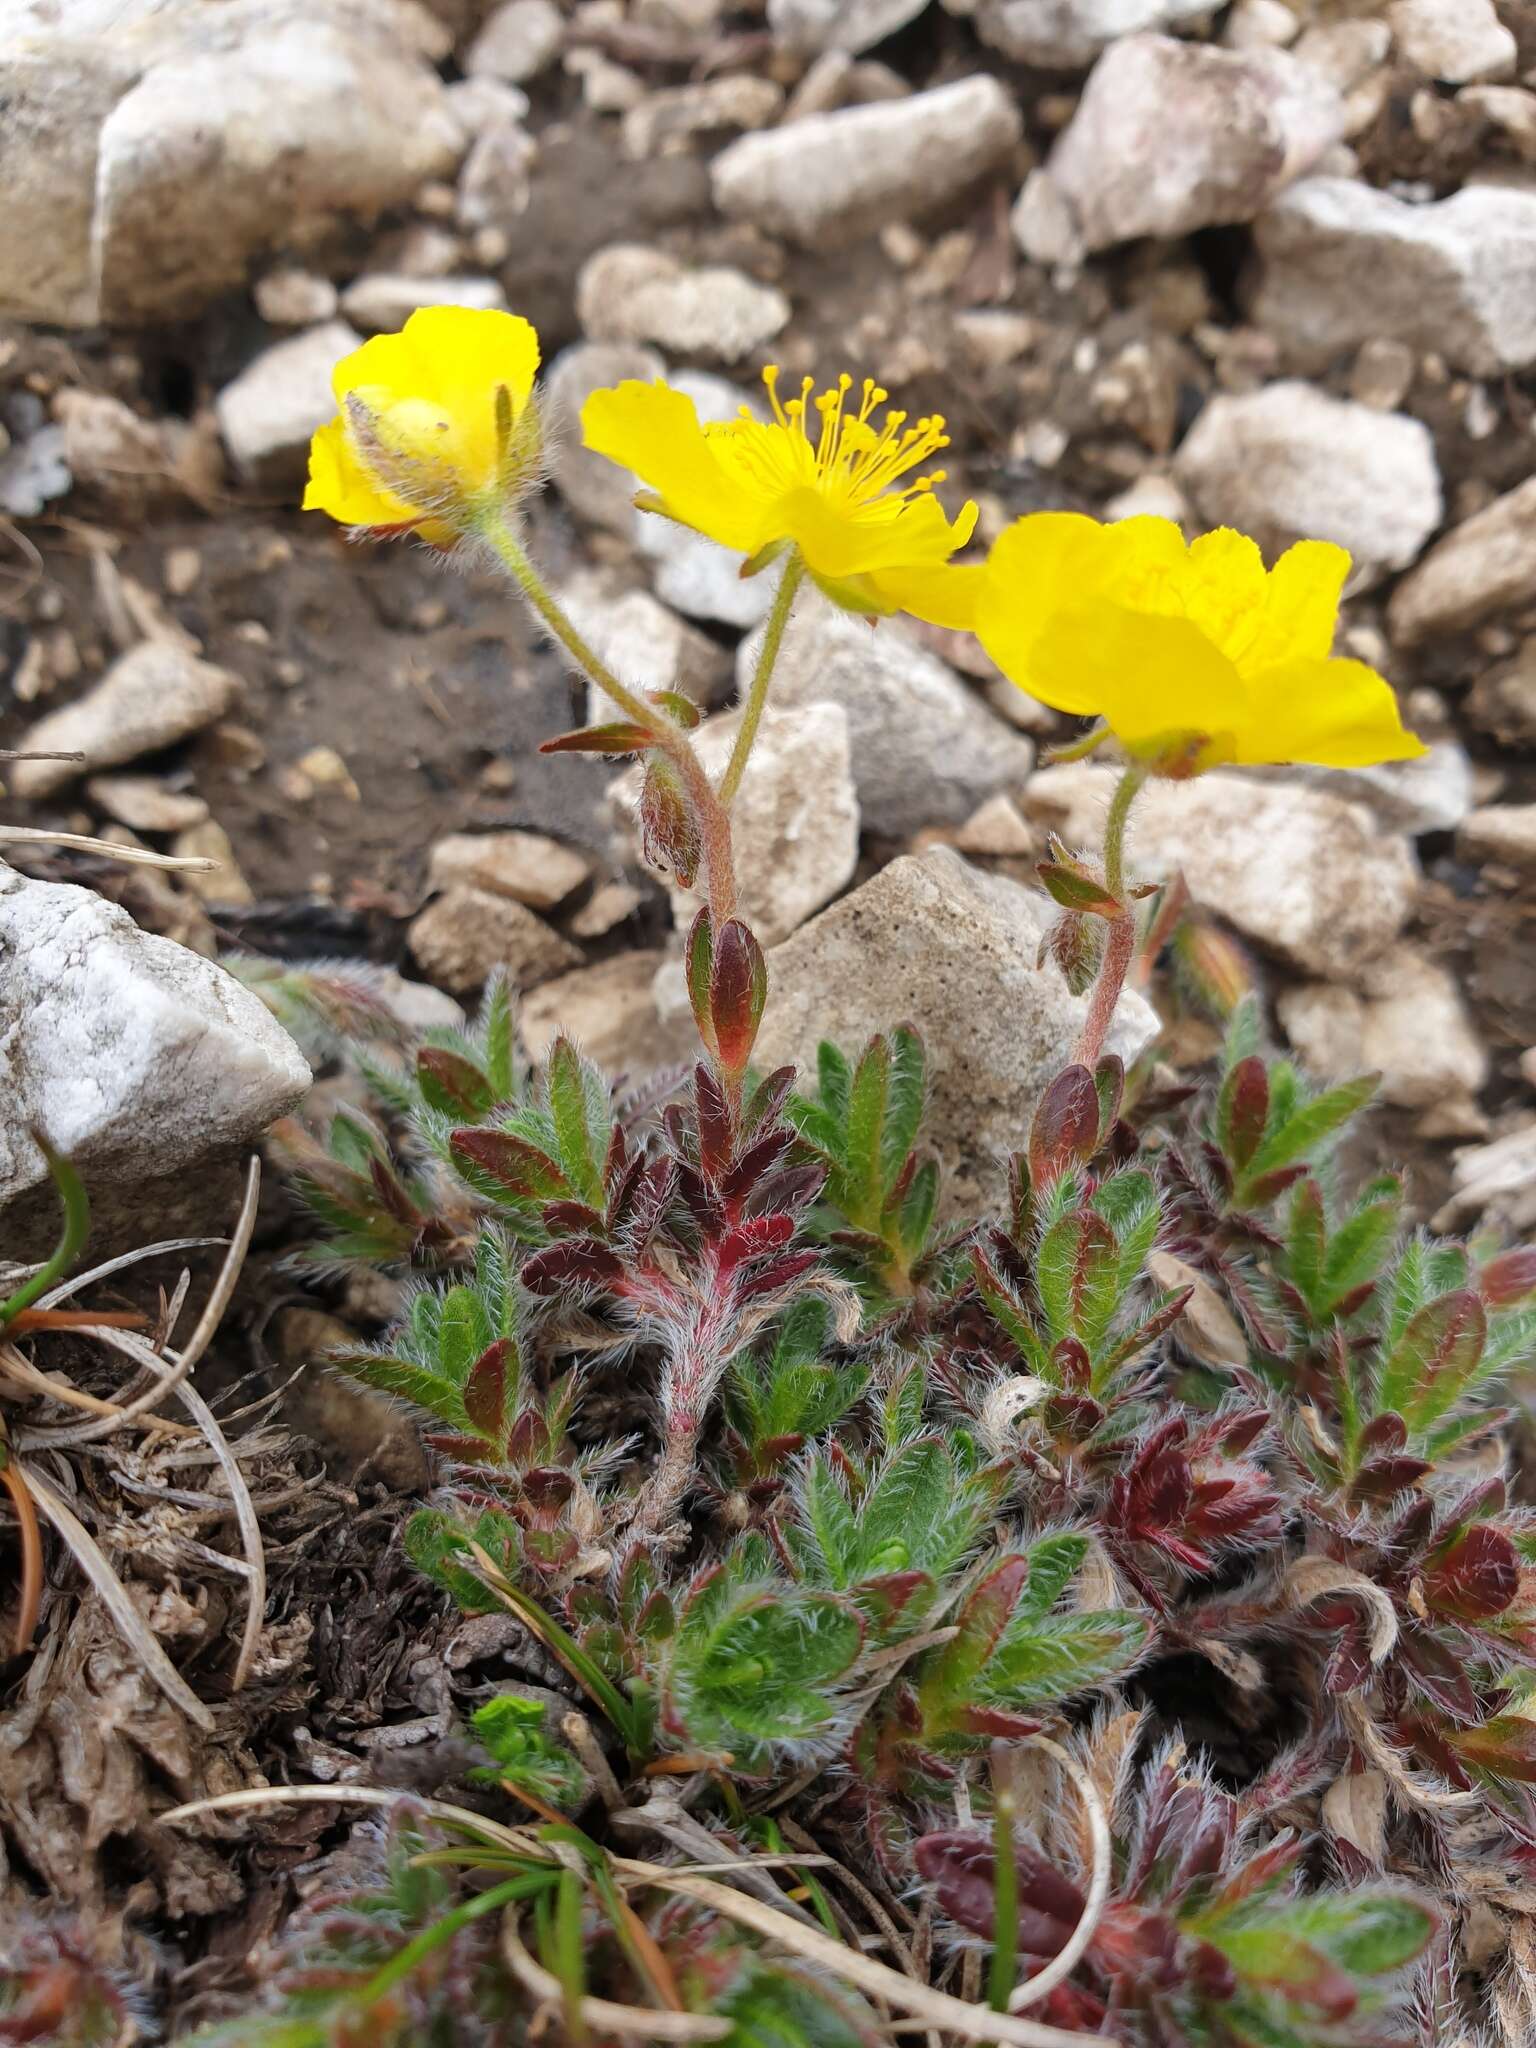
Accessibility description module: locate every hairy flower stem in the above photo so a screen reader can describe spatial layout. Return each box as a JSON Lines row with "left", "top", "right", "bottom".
{"left": 1073, "top": 764, "right": 1146, "bottom": 1068}
{"left": 484, "top": 517, "right": 739, "bottom": 925}
{"left": 717, "top": 554, "right": 804, "bottom": 809}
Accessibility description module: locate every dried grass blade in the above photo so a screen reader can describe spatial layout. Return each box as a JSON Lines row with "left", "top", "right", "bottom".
{"left": 23, "top": 1464, "right": 214, "bottom": 1731}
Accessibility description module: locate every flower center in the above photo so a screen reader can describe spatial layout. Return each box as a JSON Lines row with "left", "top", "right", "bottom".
{"left": 716, "top": 368, "right": 954, "bottom": 523}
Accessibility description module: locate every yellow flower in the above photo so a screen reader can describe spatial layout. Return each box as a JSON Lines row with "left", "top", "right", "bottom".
{"left": 579, "top": 368, "right": 979, "bottom": 622}
{"left": 973, "top": 513, "right": 1426, "bottom": 773}
{"left": 303, "top": 306, "right": 541, "bottom": 544}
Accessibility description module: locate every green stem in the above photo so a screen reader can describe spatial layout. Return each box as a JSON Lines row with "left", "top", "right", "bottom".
{"left": 717, "top": 553, "right": 803, "bottom": 810}
{"left": 988, "top": 1777, "right": 1019, "bottom": 2013}
{"left": 1101, "top": 761, "right": 1144, "bottom": 906}
{"left": 482, "top": 515, "right": 738, "bottom": 925}
{"left": 1073, "top": 763, "right": 1146, "bottom": 1070}
{"left": 483, "top": 518, "right": 663, "bottom": 738}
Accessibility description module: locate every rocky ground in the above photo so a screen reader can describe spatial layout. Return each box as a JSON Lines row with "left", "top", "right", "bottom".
{"left": 5, "top": 0, "right": 1536, "bottom": 2024}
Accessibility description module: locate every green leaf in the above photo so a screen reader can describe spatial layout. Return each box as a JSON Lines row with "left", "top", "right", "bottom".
{"left": 985, "top": 1611, "right": 1147, "bottom": 1710}
{"left": 1376, "top": 1289, "right": 1487, "bottom": 1430}
{"left": 546, "top": 1037, "right": 604, "bottom": 1207}
{"left": 1242, "top": 1074, "right": 1377, "bottom": 1187}
{"left": 1009, "top": 1532, "right": 1088, "bottom": 1627}
{"left": 857, "top": 1439, "right": 957, "bottom": 1576}
{"left": 843, "top": 1036, "right": 892, "bottom": 1224}
{"left": 816, "top": 1041, "right": 852, "bottom": 1131}
{"left": 680, "top": 1590, "right": 862, "bottom": 1748}
{"left": 881, "top": 1027, "right": 927, "bottom": 1195}
{"left": 1318, "top": 1184, "right": 1401, "bottom": 1314}
{"left": 1285, "top": 1179, "right": 1326, "bottom": 1315}
{"left": 1037, "top": 1207, "right": 1120, "bottom": 1351}
{"left": 800, "top": 1455, "right": 860, "bottom": 1588}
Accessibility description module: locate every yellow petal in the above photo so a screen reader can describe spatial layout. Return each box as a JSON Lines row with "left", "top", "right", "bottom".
{"left": 1176, "top": 528, "right": 1269, "bottom": 667}
{"left": 331, "top": 307, "right": 540, "bottom": 496}
{"left": 972, "top": 512, "right": 1118, "bottom": 715}
{"left": 1029, "top": 599, "right": 1247, "bottom": 752}
{"left": 1254, "top": 539, "right": 1351, "bottom": 667}
{"left": 581, "top": 380, "right": 765, "bottom": 556}
{"left": 303, "top": 414, "right": 419, "bottom": 527}
{"left": 1237, "top": 657, "right": 1427, "bottom": 768}
{"left": 865, "top": 560, "right": 986, "bottom": 631}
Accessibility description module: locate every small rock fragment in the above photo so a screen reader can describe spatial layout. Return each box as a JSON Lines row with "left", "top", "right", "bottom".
{"left": 87, "top": 774, "right": 210, "bottom": 833}
{"left": 618, "top": 703, "right": 859, "bottom": 946}
{"left": 1468, "top": 645, "right": 1536, "bottom": 748}
{"left": 753, "top": 846, "right": 1160, "bottom": 1217}
{"left": 737, "top": 588, "right": 1035, "bottom": 834}
{"left": 1174, "top": 381, "right": 1441, "bottom": 587}
{"left": 456, "top": 116, "right": 538, "bottom": 232}
{"left": 966, "top": 0, "right": 1213, "bottom": 69}
{"left": 172, "top": 819, "right": 257, "bottom": 906}
{"left": 1018, "top": 36, "right": 1343, "bottom": 258}
{"left": 54, "top": 391, "right": 172, "bottom": 512}
{"left": 1254, "top": 180, "right": 1536, "bottom": 377}
{"left": 1024, "top": 764, "right": 1418, "bottom": 979}
{"left": 1435, "top": 1121, "right": 1536, "bottom": 1234}
{"left": 1272, "top": 743, "right": 1472, "bottom": 837}
{"left": 0, "top": 859, "right": 310, "bottom": 1226}
{"left": 569, "top": 879, "right": 644, "bottom": 938}
{"left": 215, "top": 321, "right": 362, "bottom": 486}
{"left": 409, "top": 886, "right": 581, "bottom": 994}
{"left": 519, "top": 949, "right": 696, "bottom": 1074}
{"left": 622, "top": 76, "right": 784, "bottom": 158}
{"left": 255, "top": 268, "right": 339, "bottom": 326}
{"left": 339, "top": 273, "right": 505, "bottom": 331}
{"left": 465, "top": 0, "right": 564, "bottom": 81}
{"left": 427, "top": 831, "right": 593, "bottom": 911}
{"left": 0, "top": 419, "right": 70, "bottom": 518}
{"left": 294, "top": 745, "right": 360, "bottom": 800}
{"left": 557, "top": 571, "right": 733, "bottom": 710}
{"left": 13, "top": 642, "right": 241, "bottom": 798}
{"left": 1278, "top": 945, "right": 1487, "bottom": 1110}
{"left": 545, "top": 340, "right": 666, "bottom": 533}
{"left": 576, "top": 245, "right": 789, "bottom": 364}
{"left": 1387, "top": 0, "right": 1515, "bottom": 84}
{"left": 950, "top": 792, "right": 1036, "bottom": 858}
{"left": 768, "top": 0, "right": 928, "bottom": 54}
{"left": 711, "top": 76, "right": 1022, "bottom": 249}
{"left": 1388, "top": 478, "right": 1536, "bottom": 645}
{"left": 1457, "top": 804, "right": 1536, "bottom": 875}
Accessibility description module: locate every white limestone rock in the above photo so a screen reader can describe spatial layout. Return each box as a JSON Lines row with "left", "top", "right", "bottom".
{"left": 1278, "top": 945, "right": 1487, "bottom": 1110}
{"left": 215, "top": 321, "right": 361, "bottom": 485}
{"left": 12, "top": 642, "right": 240, "bottom": 798}
{"left": 1388, "top": 478, "right": 1536, "bottom": 645}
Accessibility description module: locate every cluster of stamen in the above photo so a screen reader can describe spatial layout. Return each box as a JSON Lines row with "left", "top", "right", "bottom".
{"left": 758, "top": 366, "right": 951, "bottom": 511}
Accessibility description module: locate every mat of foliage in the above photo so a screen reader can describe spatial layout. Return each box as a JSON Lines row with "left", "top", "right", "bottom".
{"left": 10, "top": 960, "right": 1536, "bottom": 2045}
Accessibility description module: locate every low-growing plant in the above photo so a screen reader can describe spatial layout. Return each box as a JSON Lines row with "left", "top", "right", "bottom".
{"left": 10, "top": 307, "right": 1524, "bottom": 2044}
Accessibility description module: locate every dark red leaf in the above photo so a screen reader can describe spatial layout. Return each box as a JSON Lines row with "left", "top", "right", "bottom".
{"left": 416, "top": 1046, "right": 494, "bottom": 1117}
{"left": 520, "top": 1237, "right": 624, "bottom": 1296}
{"left": 1423, "top": 1524, "right": 1521, "bottom": 1620}
{"left": 1480, "top": 1246, "right": 1536, "bottom": 1306}
{"left": 463, "top": 1337, "right": 513, "bottom": 1440}
{"left": 1029, "top": 1064, "right": 1100, "bottom": 1188}
{"left": 1223, "top": 1056, "right": 1270, "bottom": 1171}
{"left": 451, "top": 1128, "right": 569, "bottom": 1202}
{"left": 709, "top": 917, "right": 768, "bottom": 1079}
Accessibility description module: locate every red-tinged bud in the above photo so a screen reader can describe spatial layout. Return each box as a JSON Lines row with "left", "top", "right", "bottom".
{"left": 1173, "top": 914, "right": 1256, "bottom": 1020}
{"left": 1042, "top": 907, "right": 1101, "bottom": 996}
{"left": 639, "top": 756, "right": 702, "bottom": 887}
{"left": 688, "top": 911, "right": 768, "bottom": 1080}
{"left": 1029, "top": 1062, "right": 1100, "bottom": 1188}
{"left": 1481, "top": 1245, "right": 1536, "bottom": 1306}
